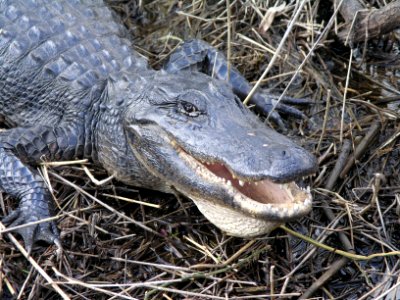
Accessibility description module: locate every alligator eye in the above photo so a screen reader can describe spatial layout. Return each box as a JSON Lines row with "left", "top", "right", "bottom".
{"left": 178, "top": 101, "right": 201, "bottom": 117}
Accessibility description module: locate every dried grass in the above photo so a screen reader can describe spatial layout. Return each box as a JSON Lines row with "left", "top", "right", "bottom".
{"left": 1, "top": 0, "right": 400, "bottom": 299}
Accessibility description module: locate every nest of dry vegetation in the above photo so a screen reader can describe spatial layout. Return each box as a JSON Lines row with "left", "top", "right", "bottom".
{"left": 1, "top": 0, "right": 400, "bottom": 299}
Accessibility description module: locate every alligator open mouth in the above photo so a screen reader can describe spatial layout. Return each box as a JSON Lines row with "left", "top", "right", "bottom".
{"left": 203, "top": 162, "right": 311, "bottom": 206}
{"left": 173, "top": 142, "right": 313, "bottom": 237}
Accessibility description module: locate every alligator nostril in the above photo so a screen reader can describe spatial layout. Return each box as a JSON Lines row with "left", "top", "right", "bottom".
{"left": 282, "top": 150, "right": 287, "bottom": 157}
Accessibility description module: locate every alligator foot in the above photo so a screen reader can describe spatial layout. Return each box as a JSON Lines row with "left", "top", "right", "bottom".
{"left": 0, "top": 125, "right": 84, "bottom": 251}
{"left": 2, "top": 207, "right": 60, "bottom": 253}
{"left": 275, "top": 95, "right": 314, "bottom": 105}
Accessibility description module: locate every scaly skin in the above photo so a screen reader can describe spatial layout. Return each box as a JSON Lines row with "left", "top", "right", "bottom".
{"left": 0, "top": 0, "right": 317, "bottom": 250}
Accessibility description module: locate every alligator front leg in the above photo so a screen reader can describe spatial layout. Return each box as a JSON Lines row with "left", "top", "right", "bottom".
{"left": 164, "top": 39, "right": 310, "bottom": 127}
{"left": 0, "top": 124, "right": 85, "bottom": 251}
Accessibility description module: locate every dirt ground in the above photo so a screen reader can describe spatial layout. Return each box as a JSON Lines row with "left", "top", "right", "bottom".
{"left": 1, "top": 0, "right": 400, "bottom": 299}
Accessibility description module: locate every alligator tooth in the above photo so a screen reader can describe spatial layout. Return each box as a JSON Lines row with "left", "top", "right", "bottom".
{"left": 289, "top": 190, "right": 294, "bottom": 199}
{"left": 239, "top": 180, "right": 244, "bottom": 187}
{"left": 227, "top": 180, "right": 232, "bottom": 186}
{"left": 307, "top": 186, "right": 311, "bottom": 192}
{"left": 254, "top": 182, "right": 258, "bottom": 186}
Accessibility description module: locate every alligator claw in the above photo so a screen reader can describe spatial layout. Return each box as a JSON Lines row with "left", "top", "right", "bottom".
{"left": 2, "top": 208, "right": 59, "bottom": 252}
{"left": 267, "top": 110, "right": 287, "bottom": 131}
{"left": 279, "top": 95, "right": 314, "bottom": 105}
{"left": 273, "top": 102, "right": 308, "bottom": 120}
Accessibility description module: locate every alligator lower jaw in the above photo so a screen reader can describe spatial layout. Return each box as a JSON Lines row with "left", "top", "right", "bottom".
{"left": 174, "top": 145, "right": 313, "bottom": 237}
{"left": 191, "top": 196, "right": 285, "bottom": 237}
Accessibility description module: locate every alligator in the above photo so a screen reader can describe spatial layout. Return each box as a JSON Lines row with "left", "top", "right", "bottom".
{"left": 0, "top": 0, "right": 317, "bottom": 251}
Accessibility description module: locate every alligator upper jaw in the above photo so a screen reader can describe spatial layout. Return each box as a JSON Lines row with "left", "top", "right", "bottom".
{"left": 173, "top": 143, "right": 313, "bottom": 237}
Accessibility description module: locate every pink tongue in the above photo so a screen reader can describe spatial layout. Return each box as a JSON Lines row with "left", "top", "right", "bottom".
{"left": 203, "top": 163, "right": 289, "bottom": 204}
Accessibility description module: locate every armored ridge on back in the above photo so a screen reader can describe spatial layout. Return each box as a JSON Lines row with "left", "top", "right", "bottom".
{"left": 0, "top": 0, "right": 317, "bottom": 250}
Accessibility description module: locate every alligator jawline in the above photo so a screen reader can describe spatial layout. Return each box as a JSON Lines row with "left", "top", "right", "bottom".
{"left": 202, "top": 162, "right": 311, "bottom": 206}
{"left": 172, "top": 141, "right": 313, "bottom": 219}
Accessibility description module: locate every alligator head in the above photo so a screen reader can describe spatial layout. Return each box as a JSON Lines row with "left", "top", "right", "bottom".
{"left": 123, "top": 71, "right": 317, "bottom": 237}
